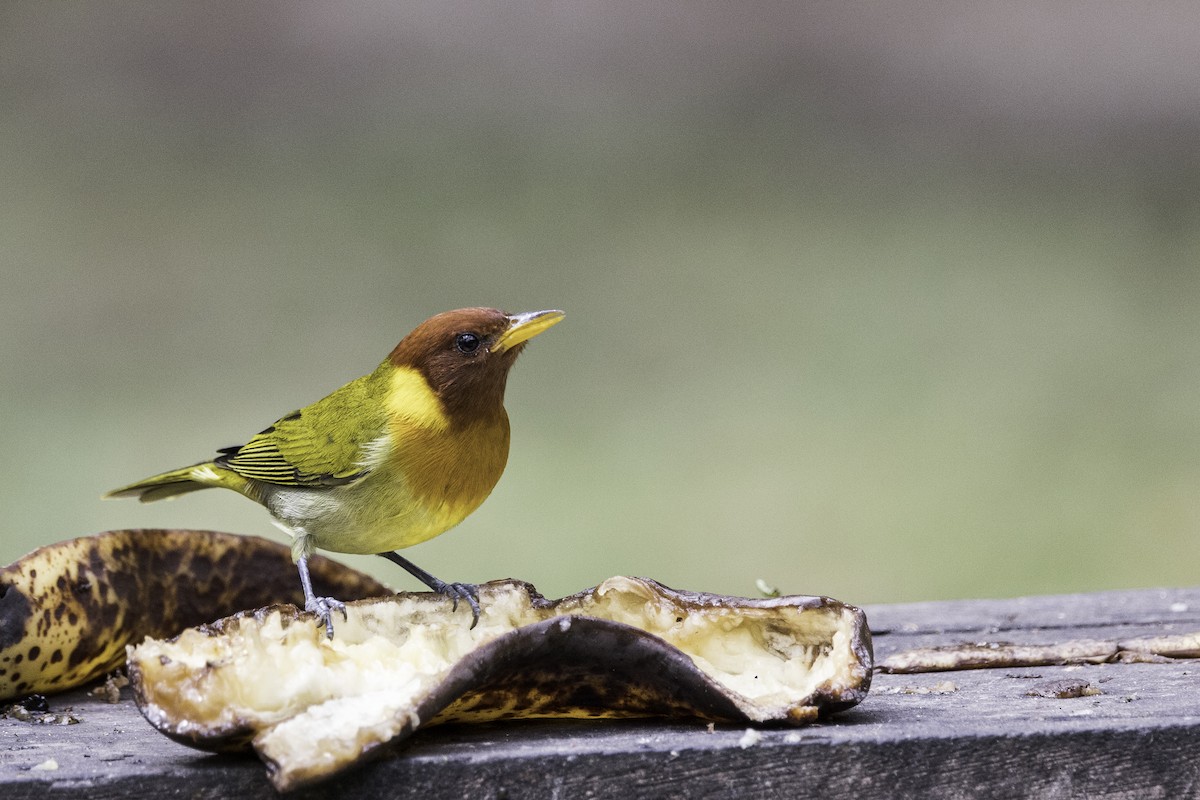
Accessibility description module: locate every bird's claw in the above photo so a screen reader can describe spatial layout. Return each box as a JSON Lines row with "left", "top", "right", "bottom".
{"left": 305, "top": 595, "right": 348, "bottom": 639}
{"left": 431, "top": 581, "right": 481, "bottom": 629}
{"left": 374, "top": 552, "right": 482, "bottom": 629}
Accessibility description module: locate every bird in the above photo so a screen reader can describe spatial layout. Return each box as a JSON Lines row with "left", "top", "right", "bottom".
{"left": 107, "top": 307, "right": 564, "bottom": 637}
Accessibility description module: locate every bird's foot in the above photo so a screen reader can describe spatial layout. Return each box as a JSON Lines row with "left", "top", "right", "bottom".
{"left": 295, "top": 554, "right": 347, "bottom": 639}
{"left": 305, "top": 595, "right": 347, "bottom": 639}
{"left": 426, "top": 580, "right": 481, "bottom": 629}
{"left": 375, "top": 551, "right": 483, "bottom": 629}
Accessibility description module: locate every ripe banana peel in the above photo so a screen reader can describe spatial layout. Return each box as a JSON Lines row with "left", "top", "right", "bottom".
{"left": 127, "top": 577, "right": 874, "bottom": 792}
{"left": 0, "top": 529, "right": 389, "bottom": 700}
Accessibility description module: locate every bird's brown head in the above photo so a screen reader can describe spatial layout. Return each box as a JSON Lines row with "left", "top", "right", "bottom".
{"left": 388, "top": 307, "right": 564, "bottom": 422}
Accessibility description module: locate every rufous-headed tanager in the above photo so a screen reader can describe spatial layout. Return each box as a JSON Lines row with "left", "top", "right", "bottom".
{"left": 108, "top": 307, "right": 564, "bottom": 636}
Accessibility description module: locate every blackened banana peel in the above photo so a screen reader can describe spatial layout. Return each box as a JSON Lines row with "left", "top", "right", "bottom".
{"left": 128, "top": 576, "right": 873, "bottom": 792}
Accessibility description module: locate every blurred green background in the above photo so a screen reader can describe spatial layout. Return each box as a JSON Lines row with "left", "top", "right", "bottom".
{"left": 3, "top": 3, "right": 1200, "bottom": 606}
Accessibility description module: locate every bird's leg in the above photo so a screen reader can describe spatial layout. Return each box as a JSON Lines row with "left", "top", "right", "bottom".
{"left": 376, "top": 551, "right": 481, "bottom": 629}
{"left": 284, "top": 526, "right": 347, "bottom": 639}
{"left": 296, "top": 554, "right": 346, "bottom": 639}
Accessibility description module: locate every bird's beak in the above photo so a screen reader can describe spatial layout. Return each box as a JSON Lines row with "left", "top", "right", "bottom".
{"left": 494, "top": 309, "right": 565, "bottom": 353}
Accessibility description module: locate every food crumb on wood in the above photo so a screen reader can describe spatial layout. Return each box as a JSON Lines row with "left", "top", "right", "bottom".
{"left": 2, "top": 702, "right": 81, "bottom": 725}
{"left": 738, "top": 729, "right": 763, "bottom": 749}
{"left": 1025, "top": 679, "right": 1102, "bottom": 699}
{"left": 88, "top": 672, "right": 129, "bottom": 704}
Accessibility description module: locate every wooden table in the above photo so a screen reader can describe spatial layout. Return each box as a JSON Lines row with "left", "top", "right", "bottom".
{"left": 4, "top": 586, "right": 1200, "bottom": 799}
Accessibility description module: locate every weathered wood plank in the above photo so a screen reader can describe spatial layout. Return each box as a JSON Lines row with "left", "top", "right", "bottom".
{"left": 865, "top": 586, "right": 1200, "bottom": 635}
{"left": 4, "top": 587, "right": 1200, "bottom": 798}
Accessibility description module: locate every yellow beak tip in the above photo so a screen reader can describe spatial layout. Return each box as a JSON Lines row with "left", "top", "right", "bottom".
{"left": 495, "top": 309, "right": 565, "bottom": 352}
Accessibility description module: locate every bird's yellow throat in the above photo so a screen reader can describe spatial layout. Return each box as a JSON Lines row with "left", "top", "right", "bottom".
{"left": 385, "top": 366, "right": 451, "bottom": 432}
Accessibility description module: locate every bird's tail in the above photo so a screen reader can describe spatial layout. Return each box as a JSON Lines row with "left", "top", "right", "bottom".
{"left": 105, "top": 462, "right": 228, "bottom": 503}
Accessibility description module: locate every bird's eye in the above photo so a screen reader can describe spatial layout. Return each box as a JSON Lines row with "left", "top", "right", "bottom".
{"left": 455, "top": 332, "right": 482, "bottom": 354}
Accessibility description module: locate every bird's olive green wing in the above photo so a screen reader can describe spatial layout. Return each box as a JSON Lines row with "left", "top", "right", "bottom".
{"left": 215, "top": 372, "right": 389, "bottom": 488}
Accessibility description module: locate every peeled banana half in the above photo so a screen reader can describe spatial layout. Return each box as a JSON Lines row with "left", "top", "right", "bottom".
{"left": 128, "top": 576, "right": 874, "bottom": 791}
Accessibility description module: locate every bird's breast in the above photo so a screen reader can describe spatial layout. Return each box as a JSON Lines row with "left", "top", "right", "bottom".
{"left": 389, "top": 414, "right": 512, "bottom": 523}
